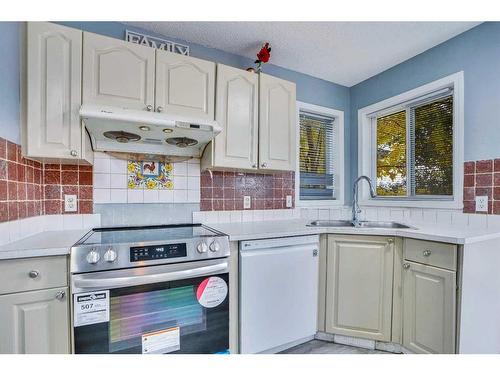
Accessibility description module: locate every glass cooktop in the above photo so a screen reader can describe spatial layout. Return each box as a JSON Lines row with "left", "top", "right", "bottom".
{"left": 77, "top": 224, "right": 222, "bottom": 245}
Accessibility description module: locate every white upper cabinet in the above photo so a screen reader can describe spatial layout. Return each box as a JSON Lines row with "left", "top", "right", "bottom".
{"left": 258, "top": 73, "right": 296, "bottom": 171}
{"left": 82, "top": 31, "right": 155, "bottom": 110}
{"left": 209, "top": 64, "right": 258, "bottom": 169}
{"left": 155, "top": 51, "right": 215, "bottom": 119}
{"left": 24, "top": 22, "right": 85, "bottom": 161}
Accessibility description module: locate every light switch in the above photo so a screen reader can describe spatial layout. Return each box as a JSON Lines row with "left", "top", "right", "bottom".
{"left": 243, "top": 196, "right": 251, "bottom": 209}
{"left": 64, "top": 194, "right": 78, "bottom": 212}
{"left": 286, "top": 195, "right": 293, "bottom": 208}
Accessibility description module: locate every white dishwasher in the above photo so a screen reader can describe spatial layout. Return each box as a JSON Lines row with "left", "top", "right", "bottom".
{"left": 239, "top": 235, "right": 319, "bottom": 353}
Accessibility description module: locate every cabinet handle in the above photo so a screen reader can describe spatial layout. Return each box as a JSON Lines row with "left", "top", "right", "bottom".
{"left": 387, "top": 238, "right": 394, "bottom": 244}
{"left": 55, "top": 291, "right": 65, "bottom": 301}
{"left": 28, "top": 270, "right": 39, "bottom": 279}
{"left": 261, "top": 162, "right": 267, "bottom": 168}
{"left": 403, "top": 263, "right": 410, "bottom": 270}
{"left": 423, "top": 249, "right": 432, "bottom": 257}
{"left": 146, "top": 105, "right": 153, "bottom": 111}
{"left": 156, "top": 106, "right": 164, "bottom": 113}
{"left": 70, "top": 150, "right": 78, "bottom": 157}
{"left": 252, "top": 164, "right": 257, "bottom": 168}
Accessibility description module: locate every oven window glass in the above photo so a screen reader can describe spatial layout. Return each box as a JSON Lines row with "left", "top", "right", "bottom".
{"left": 74, "top": 273, "right": 229, "bottom": 354}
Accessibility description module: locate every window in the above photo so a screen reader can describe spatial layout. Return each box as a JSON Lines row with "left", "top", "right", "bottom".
{"left": 296, "top": 102, "right": 344, "bottom": 206}
{"left": 358, "top": 72, "right": 464, "bottom": 209}
{"left": 375, "top": 93, "right": 453, "bottom": 198}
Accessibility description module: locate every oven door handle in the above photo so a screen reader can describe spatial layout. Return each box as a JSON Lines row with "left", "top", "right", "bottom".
{"left": 72, "top": 260, "right": 229, "bottom": 291}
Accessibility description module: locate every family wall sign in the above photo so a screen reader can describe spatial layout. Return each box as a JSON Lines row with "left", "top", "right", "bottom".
{"left": 125, "top": 30, "right": 190, "bottom": 55}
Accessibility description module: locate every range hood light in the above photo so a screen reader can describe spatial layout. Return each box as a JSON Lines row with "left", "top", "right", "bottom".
{"left": 139, "top": 125, "right": 151, "bottom": 131}
{"left": 162, "top": 128, "right": 174, "bottom": 134}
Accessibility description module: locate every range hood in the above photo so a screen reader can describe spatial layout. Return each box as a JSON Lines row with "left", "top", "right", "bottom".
{"left": 80, "top": 104, "right": 221, "bottom": 162}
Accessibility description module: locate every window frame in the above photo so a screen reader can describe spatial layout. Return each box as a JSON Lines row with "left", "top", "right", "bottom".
{"left": 296, "top": 101, "right": 345, "bottom": 207}
{"left": 357, "top": 71, "right": 464, "bottom": 209}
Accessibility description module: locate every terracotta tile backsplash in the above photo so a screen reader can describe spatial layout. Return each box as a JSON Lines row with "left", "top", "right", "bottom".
{"left": 0, "top": 137, "right": 93, "bottom": 222}
{"left": 463, "top": 159, "right": 500, "bottom": 214}
{"left": 200, "top": 170, "right": 295, "bottom": 211}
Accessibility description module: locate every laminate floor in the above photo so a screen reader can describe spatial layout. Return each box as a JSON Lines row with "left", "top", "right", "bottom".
{"left": 279, "top": 340, "right": 391, "bottom": 354}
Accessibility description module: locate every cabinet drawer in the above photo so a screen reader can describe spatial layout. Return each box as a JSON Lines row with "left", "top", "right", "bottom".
{"left": 404, "top": 239, "right": 456, "bottom": 271}
{"left": 0, "top": 256, "right": 67, "bottom": 295}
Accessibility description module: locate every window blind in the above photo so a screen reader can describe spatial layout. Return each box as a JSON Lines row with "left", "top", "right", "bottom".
{"left": 410, "top": 95, "right": 453, "bottom": 196}
{"left": 299, "top": 111, "right": 336, "bottom": 200}
{"left": 375, "top": 92, "right": 454, "bottom": 198}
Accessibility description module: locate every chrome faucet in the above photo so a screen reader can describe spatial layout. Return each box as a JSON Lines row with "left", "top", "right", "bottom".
{"left": 352, "top": 176, "right": 376, "bottom": 227}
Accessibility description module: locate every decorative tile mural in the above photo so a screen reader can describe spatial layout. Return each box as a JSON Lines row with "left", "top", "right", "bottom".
{"left": 127, "top": 161, "right": 173, "bottom": 190}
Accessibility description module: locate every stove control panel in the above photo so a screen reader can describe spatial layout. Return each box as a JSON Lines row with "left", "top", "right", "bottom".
{"left": 130, "top": 243, "right": 187, "bottom": 262}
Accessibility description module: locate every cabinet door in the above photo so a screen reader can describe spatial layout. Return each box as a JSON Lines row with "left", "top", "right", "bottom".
{"left": 403, "top": 261, "right": 456, "bottom": 354}
{"left": 83, "top": 32, "right": 155, "bottom": 110}
{"left": 258, "top": 73, "right": 296, "bottom": 171}
{"left": 0, "top": 287, "right": 69, "bottom": 354}
{"left": 155, "top": 51, "right": 215, "bottom": 119}
{"left": 26, "top": 22, "right": 82, "bottom": 159}
{"left": 325, "top": 235, "right": 394, "bottom": 341}
{"left": 213, "top": 64, "right": 258, "bottom": 169}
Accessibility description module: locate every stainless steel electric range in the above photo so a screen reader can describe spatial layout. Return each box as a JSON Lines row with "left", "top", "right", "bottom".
{"left": 69, "top": 224, "right": 230, "bottom": 354}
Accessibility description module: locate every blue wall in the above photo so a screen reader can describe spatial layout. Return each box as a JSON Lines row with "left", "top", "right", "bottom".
{"left": 349, "top": 22, "right": 500, "bottom": 193}
{"left": 0, "top": 22, "right": 20, "bottom": 144}
{"left": 4, "top": 21, "right": 500, "bottom": 203}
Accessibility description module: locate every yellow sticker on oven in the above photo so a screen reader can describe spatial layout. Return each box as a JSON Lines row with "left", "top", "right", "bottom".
{"left": 196, "top": 276, "right": 228, "bottom": 308}
{"left": 142, "top": 327, "right": 180, "bottom": 354}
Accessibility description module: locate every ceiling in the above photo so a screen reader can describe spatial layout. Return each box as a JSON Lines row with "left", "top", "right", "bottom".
{"left": 126, "top": 22, "right": 480, "bottom": 87}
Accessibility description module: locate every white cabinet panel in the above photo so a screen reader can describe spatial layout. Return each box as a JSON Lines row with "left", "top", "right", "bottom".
{"left": 155, "top": 51, "right": 215, "bottom": 119}
{"left": 25, "top": 22, "right": 82, "bottom": 160}
{"left": 403, "top": 261, "right": 456, "bottom": 354}
{"left": 0, "top": 287, "right": 70, "bottom": 354}
{"left": 325, "top": 235, "right": 394, "bottom": 341}
{"left": 83, "top": 32, "right": 155, "bottom": 110}
{"left": 210, "top": 64, "right": 258, "bottom": 169}
{"left": 258, "top": 73, "right": 296, "bottom": 171}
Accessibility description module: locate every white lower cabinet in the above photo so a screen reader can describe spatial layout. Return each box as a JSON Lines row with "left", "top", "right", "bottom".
{"left": 0, "top": 287, "right": 70, "bottom": 354}
{"left": 402, "top": 261, "right": 456, "bottom": 354}
{"left": 325, "top": 235, "right": 395, "bottom": 342}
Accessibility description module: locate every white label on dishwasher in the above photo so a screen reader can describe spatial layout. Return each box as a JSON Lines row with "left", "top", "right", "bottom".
{"left": 142, "top": 327, "right": 180, "bottom": 354}
{"left": 196, "top": 276, "right": 228, "bottom": 308}
{"left": 73, "top": 290, "right": 110, "bottom": 327}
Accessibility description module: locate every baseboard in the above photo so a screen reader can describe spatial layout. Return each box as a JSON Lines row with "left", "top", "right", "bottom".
{"left": 315, "top": 331, "right": 407, "bottom": 354}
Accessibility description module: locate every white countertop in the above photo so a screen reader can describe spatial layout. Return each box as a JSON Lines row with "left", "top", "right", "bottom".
{"left": 0, "top": 230, "right": 89, "bottom": 260}
{"left": 211, "top": 219, "right": 500, "bottom": 244}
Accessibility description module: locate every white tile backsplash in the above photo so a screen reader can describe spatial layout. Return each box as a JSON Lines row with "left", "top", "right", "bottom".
{"left": 127, "top": 189, "right": 144, "bottom": 203}
{"left": 0, "top": 214, "right": 100, "bottom": 246}
{"left": 93, "top": 153, "right": 200, "bottom": 204}
{"left": 192, "top": 205, "right": 500, "bottom": 234}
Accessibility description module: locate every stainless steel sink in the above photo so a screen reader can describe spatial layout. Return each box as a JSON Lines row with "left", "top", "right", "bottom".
{"left": 307, "top": 220, "right": 414, "bottom": 229}
{"left": 308, "top": 220, "right": 354, "bottom": 227}
{"left": 357, "top": 221, "right": 414, "bottom": 229}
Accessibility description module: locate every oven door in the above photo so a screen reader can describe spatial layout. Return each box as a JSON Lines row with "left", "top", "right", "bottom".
{"left": 71, "top": 258, "right": 229, "bottom": 354}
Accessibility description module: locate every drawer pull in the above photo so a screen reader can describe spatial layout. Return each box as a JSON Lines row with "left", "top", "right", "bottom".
{"left": 423, "top": 250, "right": 432, "bottom": 257}
{"left": 403, "top": 263, "right": 410, "bottom": 270}
{"left": 28, "top": 270, "right": 39, "bottom": 279}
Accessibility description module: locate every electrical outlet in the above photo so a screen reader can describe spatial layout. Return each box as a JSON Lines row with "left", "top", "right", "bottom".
{"left": 286, "top": 195, "right": 293, "bottom": 208}
{"left": 475, "top": 195, "right": 488, "bottom": 212}
{"left": 243, "top": 196, "right": 251, "bottom": 209}
{"left": 64, "top": 194, "right": 78, "bottom": 212}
